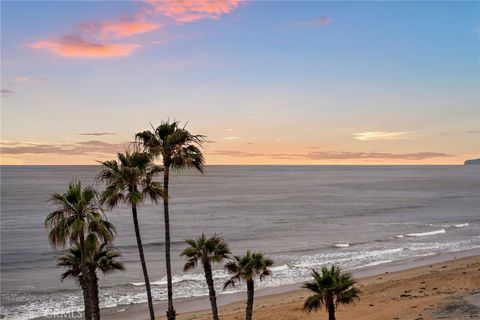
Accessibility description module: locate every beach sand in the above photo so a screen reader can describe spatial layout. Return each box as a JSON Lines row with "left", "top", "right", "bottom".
{"left": 160, "top": 255, "right": 480, "bottom": 320}
{"left": 102, "top": 252, "right": 480, "bottom": 320}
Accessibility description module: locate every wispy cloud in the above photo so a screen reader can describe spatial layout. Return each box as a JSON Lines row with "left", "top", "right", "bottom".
{"left": 353, "top": 131, "right": 414, "bottom": 141}
{"left": 78, "top": 132, "right": 116, "bottom": 136}
{"left": 209, "top": 150, "right": 450, "bottom": 161}
{"left": 31, "top": 36, "right": 139, "bottom": 58}
{"left": 0, "top": 140, "right": 130, "bottom": 155}
{"left": 295, "top": 16, "right": 333, "bottom": 27}
{"left": 222, "top": 136, "right": 239, "bottom": 140}
{"left": 144, "top": 0, "right": 242, "bottom": 23}
{"left": 1, "top": 89, "right": 14, "bottom": 97}
{"left": 79, "top": 19, "right": 161, "bottom": 38}
{"left": 441, "top": 130, "right": 480, "bottom": 135}
{"left": 14, "top": 76, "right": 45, "bottom": 84}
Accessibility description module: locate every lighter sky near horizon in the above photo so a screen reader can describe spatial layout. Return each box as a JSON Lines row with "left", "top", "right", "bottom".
{"left": 1, "top": 1, "right": 479, "bottom": 165}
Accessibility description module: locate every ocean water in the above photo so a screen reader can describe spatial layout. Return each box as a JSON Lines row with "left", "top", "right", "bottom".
{"left": 1, "top": 165, "right": 479, "bottom": 319}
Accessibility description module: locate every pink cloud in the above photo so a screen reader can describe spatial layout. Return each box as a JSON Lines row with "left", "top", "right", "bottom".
{"left": 31, "top": 1, "right": 244, "bottom": 58}
{"left": 79, "top": 19, "right": 161, "bottom": 38}
{"left": 144, "top": 0, "right": 242, "bottom": 23}
{"left": 31, "top": 35, "right": 139, "bottom": 58}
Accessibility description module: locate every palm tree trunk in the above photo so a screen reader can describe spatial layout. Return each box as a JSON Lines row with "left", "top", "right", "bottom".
{"left": 163, "top": 166, "right": 176, "bottom": 320}
{"left": 246, "top": 280, "right": 255, "bottom": 320}
{"left": 132, "top": 203, "right": 156, "bottom": 320}
{"left": 202, "top": 260, "right": 219, "bottom": 320}
{"left": 90, "top": 270, "right": 100, "bottom": 320}
{"left": 79, "top": 233, "right": 93, "bottom": 320}
{"left": 327, "top": 298, "right": 335, "bottom": 320}
{"left": 80, "top": 278, "right": 93, "bottom": 320}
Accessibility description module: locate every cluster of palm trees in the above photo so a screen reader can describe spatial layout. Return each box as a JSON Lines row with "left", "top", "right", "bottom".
{"left": 181, "top": 234, "right": 274, "bottom": 320}
{"left": 45, "top": 181, "right": 121, "bottom": 320}
{"left": 45, "top": 119, "right": 359, "bottom": 320}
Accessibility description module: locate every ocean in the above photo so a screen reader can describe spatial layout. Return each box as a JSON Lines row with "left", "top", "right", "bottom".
{"left": 1, "top": 165, "right": 479, "bottom": 320}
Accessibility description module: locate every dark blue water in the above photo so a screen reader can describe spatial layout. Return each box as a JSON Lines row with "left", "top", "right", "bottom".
{"left": 1, "top": 165, "right": 480, "bottom": 319}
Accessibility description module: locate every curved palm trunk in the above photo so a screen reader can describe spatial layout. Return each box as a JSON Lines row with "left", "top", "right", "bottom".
{"left": 327, "top": 298, "right": 335, "bottom": 320}
{"left": 246, "top": 280, "right": 255, "bottom": 320}
{"left": 163, "top": 166, "right": 176, "bottom": 320}
{"left": 132, "top": 204, "right": 156, "bottom": 320}
{"left": 79, "top": 233, "right": 93, "bottom": 320}
{"left": 90, "top": 270, "right": 100, "bottom": 320}
{"left": 202, "top": 260, "right": 219, "bottom": 320}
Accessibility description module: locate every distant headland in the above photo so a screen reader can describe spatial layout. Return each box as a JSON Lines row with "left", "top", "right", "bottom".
{"left": 464, "top": 158, "right": 480, "bottom": 165}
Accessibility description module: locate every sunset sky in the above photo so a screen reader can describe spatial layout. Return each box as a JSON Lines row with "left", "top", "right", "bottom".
{"left": 1, "top": 1, "right": 479, "bottom": 165}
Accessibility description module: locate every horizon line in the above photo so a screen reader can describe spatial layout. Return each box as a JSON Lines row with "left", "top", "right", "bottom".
{"left": 0, "top": 163, "right": 469, "bottom": 167}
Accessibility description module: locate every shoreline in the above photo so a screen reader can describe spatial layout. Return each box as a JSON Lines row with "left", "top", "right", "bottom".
{"left": 100, "top": 247, "right": 480, "bottom": 320}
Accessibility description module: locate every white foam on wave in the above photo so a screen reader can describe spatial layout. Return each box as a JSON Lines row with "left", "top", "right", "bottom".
{"left": 405, "top": 229, "right": 446, "bottom": 237}
{"left": 360, "top": 259, "right": 393, "bottom": 268}
{"left": 130, "top": 281, "right": 145, "bottom": 287}
{"left": 435, "top": 222, "right": 470, "bottom": 228}
{"left": 131, "top": 269, "right": 229, "bottom": 287}
{"left": 131, "top": 273, "right": 207, "bottom": 287}
{"left": 395, "top": 235, "right": 404, "bottom": 238}
{"left": 454, "top": 223, "right": 469, "bottom": 228}
{"left": 334, "top": 243, "right": 350, "bottom": 248}
{"left": 271, "top": 264, "right": 289, "bottom": 272}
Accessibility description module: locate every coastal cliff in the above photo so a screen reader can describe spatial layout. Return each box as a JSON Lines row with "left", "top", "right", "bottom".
{"left": 464, "top": 158, "right": 480, "bottom": 165}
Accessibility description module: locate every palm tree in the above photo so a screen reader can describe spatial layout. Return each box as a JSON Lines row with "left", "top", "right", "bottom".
{"left": 224, "top": 251, "right": 274, "bottom": 320}
{"left": 97, "top": 151, "right": 163, "bottom": 320}
{"left": 136, "top": 120, "right": 205, "bottom": 320}
{"left": 303, "top": 266, "right": 360, "bottom": 320}
{"left": 58, "top": 240, "right": 125, "bottom": 319}
{"left": 45, "top": 181, "right": 115, "bottom": 320}
{"left": 181, "top": 234, "right": 230, "bottom": 320}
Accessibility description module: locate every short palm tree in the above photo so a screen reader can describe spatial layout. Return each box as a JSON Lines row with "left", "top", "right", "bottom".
{"left": 58, "top": 240, "right": 124, "bottom": 319}
{"left": 45, "top": 181, "right": 115, "bottom": 320}
{"left": 224, "top": 251, "right": 274, "bottom": 320}
{"left": 181, "top": 234, "right": 230, "bottom": 320}
{"left": 303, "top": 266, "right": 360, "bottom": 320}
{"left": 136, "top": 120, "right": 205, "bottom": 320}
{"left": 97, "top": 151, "right": 163, "bottom": 320}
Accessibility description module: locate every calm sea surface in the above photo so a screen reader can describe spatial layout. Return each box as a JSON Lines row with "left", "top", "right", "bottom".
{"left": 1, "top": 165, "right": 480, "bottom": 319}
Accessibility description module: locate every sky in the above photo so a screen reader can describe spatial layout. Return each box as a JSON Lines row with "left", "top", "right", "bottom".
{"left": 1, "top": 1, "right": 479, "bottom": 165}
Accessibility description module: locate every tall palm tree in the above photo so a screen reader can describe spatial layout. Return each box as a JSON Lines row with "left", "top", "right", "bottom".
{"left": 136, "top": 120, "right": 205, "bottom": 320}
{"left": 224, "top": 251, "right": 274, "bottom": 320}
{"left": 181, "top": 234, "right": 230, "bottom": 320}
{"left": 97, "top": 151, "right": 163, "bottom": 320}
{"left": 45, "top": 181, "right": 115, "bottom": 320}
{"left": 58, "top": 240, "right": 125, "bottom": 320}
{"left": 303, "top": 266, "right": 360, "bottom": 320}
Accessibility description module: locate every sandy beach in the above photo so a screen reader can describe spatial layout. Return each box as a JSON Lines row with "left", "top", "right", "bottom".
{"left": 102, "top": 251, "right": 480, "bottom": 320}
{"left": 174, "top": 255, "right": 480, "bottom": 320}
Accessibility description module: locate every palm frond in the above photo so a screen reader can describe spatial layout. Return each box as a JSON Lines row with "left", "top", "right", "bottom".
{"left": 135, "top": 120, "right": 206, "bottom": 173}
{"left": 303, "top": 265, "right": 360, "bottom": 315}
{"left": 303, "top": 295, "right": 323, "bottom": 313}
